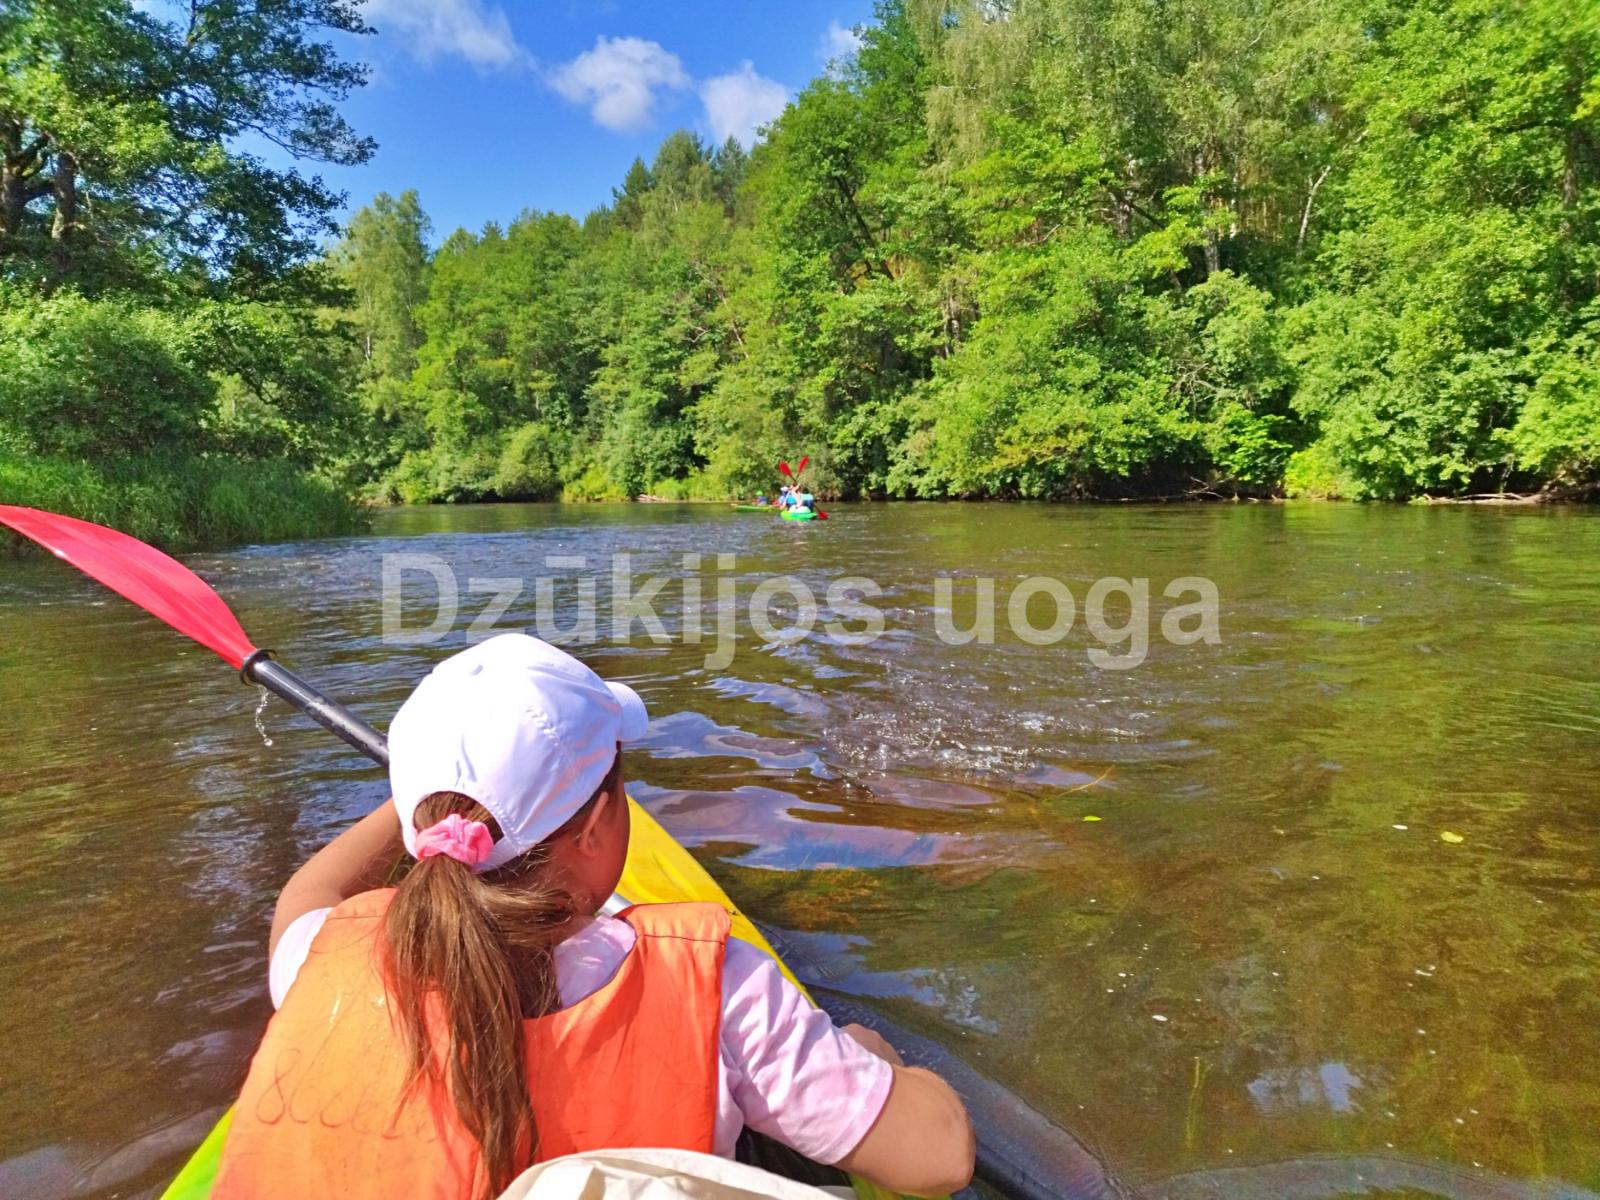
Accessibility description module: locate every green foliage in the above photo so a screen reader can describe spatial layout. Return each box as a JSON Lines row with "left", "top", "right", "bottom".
{"left": 1283, "top": 440, "right": 1359, "bottom": 500}
{"left": 561, "top": 462, "right": 627, "bottom": 503}
{"left": 0, "top": 0, "right": 372, "bottom": 547}
{"left": 0, "top": 287, "right": 212, "bottom": 457}
{"left": 0, "top": 452, "right": 360, "bottom": 549}
{"left": 495, "top": 422, "right": 562, "bottom": 500}
{"left": 338, "top": 0, "right": 1596, "bottom": 506}
{"left": 639, "top": 472, "right": 723, "bottom": 502}
{"left": 12, "top": 0, "right": 1596, "bottom": 538}
{"left": 1507, "top": 316, "right": 1600, "bottom": 488}
{"left": 0, "top": 0, "right": 373, "bottom": 289}
{"left": 381, "top": 210, "right": 591, "bottom": 502}
{"left": 199, "top": 288, "right": 362, "bottom": 468}
{"left": 1280, "top": 0, "right": 1600, "bottom": 497}
{"left": 0, "top": 284, "right": 358, "bottom": 467}
{"left": 333, "top": 191, "right": 430, "bottom": 382}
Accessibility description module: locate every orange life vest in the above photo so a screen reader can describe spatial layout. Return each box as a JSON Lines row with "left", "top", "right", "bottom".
{"left": 213, "top": 892, "right": 730, "bottom": 1200}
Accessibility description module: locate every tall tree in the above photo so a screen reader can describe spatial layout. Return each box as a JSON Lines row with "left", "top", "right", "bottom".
{"left": 0, "top": 0, "right": 373, "bottom": 290}
{"left": 710, "top": 136, "right": 748, "bottom": 212}
{"left": 611, "top": 157, "right": 652, "bottom": 230}
{"left": 335, "top": 190, "right": 431, "bottom": 381}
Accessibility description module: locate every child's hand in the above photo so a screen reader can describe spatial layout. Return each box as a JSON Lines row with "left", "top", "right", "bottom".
{"left": 842, "top": 1022, "right": 904, "bottom": 1066}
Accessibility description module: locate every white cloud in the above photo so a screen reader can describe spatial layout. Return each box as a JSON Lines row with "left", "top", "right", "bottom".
{"left": 699, "top": 62, "right": 790, "bottom": 149}
{"left": 548, "top": 36, "right": 691, "bottom": 133}
{"left": 819, "top": 20, "right": 864, "bottom": 65}
{"left": 364, "top": 0, "right": 525, "bottom": 68}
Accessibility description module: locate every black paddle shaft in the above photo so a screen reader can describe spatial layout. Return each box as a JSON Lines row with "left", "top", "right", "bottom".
{"left": 242, "top": 651, "right": 390, "bottom": 768}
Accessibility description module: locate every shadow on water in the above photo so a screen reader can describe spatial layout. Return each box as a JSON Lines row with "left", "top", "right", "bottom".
{"left": 2, "top": 501, "right": 1599, "bottom": 1198}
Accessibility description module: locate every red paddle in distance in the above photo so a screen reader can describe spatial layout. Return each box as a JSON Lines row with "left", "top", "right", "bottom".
{"left": 776, "top": 458, "right": 827, "bottom": 519}
{"left": 0, "top": 505, "right": 390, "bottom": 766}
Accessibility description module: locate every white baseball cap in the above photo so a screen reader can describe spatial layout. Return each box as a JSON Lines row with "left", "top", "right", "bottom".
{"left": 388, "top": 633, "right": 650, "bottom": 871}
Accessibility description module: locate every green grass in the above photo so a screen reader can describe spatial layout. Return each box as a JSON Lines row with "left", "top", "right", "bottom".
{"left": 0, "top": 453, "right": 365, "bottom": 550}
{"left": 637, "top": 471, "right": 728, "bottom": 502}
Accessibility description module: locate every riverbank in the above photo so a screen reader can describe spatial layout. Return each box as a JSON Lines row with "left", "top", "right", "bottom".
{"left": 629, "top": 489, "right": 1600, "bottom": 506}
{"left": 7, "top": 468, "right": 1594, "bottom": 559}
{"left": 0, "top": 454, "right": 364, "bottom": 551}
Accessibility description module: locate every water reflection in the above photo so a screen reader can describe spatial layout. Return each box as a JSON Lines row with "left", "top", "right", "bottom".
{"left": 763, "top": 926, "right": 1001, "bottom": 1035}
{"left": 632, "top": 783, "right": 980, "bottom": 871}
{"left": 635, "top": 710, "right": 829, "bottom": 773}
{"left": 1246, "top": 1062, "right": 1363, "bottom": 1115}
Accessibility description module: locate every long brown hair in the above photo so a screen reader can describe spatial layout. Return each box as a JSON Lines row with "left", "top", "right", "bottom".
{"left": 382, "top": 757, "right": 619, "bottom": 1198}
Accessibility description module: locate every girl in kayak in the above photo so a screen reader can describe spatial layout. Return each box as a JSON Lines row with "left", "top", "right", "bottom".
{"left": 212, "top": 634, "right": 973, "bottom": 1200}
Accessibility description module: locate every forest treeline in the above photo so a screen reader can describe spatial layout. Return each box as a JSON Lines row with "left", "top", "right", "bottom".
{"left": 3, "top": 0, "right": 1598, "bottom": 543}
{"left": 0, "top": 0, "right": 369, "bottom": 544}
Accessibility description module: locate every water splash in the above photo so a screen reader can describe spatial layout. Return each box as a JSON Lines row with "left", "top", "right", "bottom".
{"left": 253, "top": 687, "right": 274, "bottom": 748}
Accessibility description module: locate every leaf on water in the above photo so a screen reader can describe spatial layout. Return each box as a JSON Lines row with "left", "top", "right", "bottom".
{"left": 1440, "top": 831, "right": 1464, "bottom": 844}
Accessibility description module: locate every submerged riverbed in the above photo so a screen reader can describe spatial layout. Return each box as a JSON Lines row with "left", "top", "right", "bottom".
{"left": 2, "top": 502, "right": 1597, "bottom": 1199}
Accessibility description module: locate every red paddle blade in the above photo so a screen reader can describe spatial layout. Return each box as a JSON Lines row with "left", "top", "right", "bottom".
{"left": 778, "top": 461, "right": 793, "bottom": 478}
{"left": 796, "top": 455, "right": 809, "bottom": 477}
{"left": 0, "top": 506, "right": 258, "bottom": 669}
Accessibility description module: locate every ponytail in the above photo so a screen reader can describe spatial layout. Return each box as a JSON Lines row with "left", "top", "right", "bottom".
{"left": 382, "top": 793, "right": 579, "bottom": 1198}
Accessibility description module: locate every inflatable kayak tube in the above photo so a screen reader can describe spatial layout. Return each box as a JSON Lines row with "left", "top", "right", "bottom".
{"left": 806, "top": 993, "right": 1123, "bottom": 1200}
{"left": 780, "top": 509, "right": 818, "bottom": 521}
{"left": 730, "top": 504, "right": 772, "bottom": 511}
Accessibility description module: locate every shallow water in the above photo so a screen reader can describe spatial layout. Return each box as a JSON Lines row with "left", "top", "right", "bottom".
{"left": 1, "top": 502, "right": 1598, "bottom": 1199}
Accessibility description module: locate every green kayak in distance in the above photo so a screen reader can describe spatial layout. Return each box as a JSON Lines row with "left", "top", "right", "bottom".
{"left": 730, "top": 504, "right": 821, "bottom": 520}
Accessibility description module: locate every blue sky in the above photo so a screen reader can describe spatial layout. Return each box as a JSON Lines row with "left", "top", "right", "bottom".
{"left": 283, "top": 0, "right": 881, "bottom": 242}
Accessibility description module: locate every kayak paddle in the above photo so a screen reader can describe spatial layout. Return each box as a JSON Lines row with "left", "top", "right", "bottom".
{"left": 776, "top": 458, "right": 828, "bottom": 519}
{"left": 0, "top": 505, "right": 389, "bottom": 767}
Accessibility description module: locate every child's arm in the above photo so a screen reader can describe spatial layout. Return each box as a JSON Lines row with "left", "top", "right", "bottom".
{"left": 833, "top": 1047, "right": 975, "bottom": 1197}
{"left": 268, "top": 799, "right": 405, "bottom": 958}
{"left": 720, "top": 941, "right": 976, "bottom": 1197}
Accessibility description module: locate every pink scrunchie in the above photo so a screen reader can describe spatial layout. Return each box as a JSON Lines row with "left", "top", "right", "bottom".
{"left": 414, "top": 813, "right": 494, "bottom": 867}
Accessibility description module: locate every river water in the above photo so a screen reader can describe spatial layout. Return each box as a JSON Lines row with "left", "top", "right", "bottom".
{"left": 1, "top": 502, "right": 1597, "bottom": 1199}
